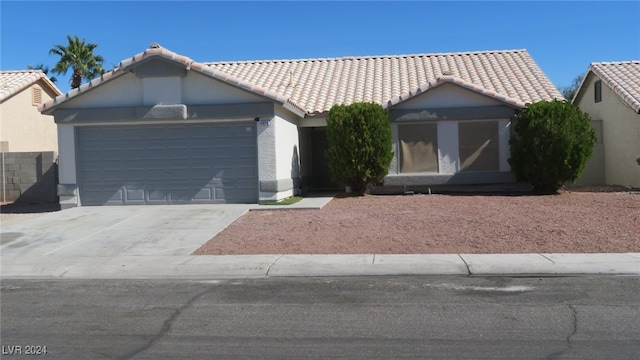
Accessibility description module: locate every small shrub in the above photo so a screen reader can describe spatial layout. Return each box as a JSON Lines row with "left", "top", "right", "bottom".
{"left": 509, "top": 100, "right": 596, "bottom": 194}
{"left": 325, "top": 102, "right": 393, "bottom": 195}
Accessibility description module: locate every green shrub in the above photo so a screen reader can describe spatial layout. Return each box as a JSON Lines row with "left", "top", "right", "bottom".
{"left": 509, "top": 100, "right": 596, "bottom": 194}
{"left": 325, "top": 102, "right": 393, "bottom": 195}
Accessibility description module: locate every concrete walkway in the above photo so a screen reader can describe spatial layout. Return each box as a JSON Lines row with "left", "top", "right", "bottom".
{"left": 1, "top": 194, "right": 639, "bottom": 279}
{"left": 1, "top": 253, "right": 639, "bottom": 279}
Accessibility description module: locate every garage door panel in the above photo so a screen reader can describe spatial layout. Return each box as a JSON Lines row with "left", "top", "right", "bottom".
{"left": 191, "top": 188, "right": 213, "bottom": 201}
{"left": 147, "top": 188, "right": 170, "bottom": 202}
{"left": 125, "top": 188, "right": 145, "bottom": 202}
{"left": 81, "top": 188, "right": 125, "bottom": 206}
{"left": 77, "top": 122, "right": 258, "bottom": 205}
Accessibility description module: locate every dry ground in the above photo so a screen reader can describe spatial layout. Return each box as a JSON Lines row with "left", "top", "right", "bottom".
{"left": 194, "top": 188, "right": 640, "bottom": 255}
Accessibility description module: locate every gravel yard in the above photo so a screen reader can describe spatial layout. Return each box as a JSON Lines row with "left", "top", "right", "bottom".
{"left": 194, "top": 189, "right": 640, "bottom": 255}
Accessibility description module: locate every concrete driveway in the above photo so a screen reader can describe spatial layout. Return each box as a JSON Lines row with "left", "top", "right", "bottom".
{"left": 0, "top": 205, "right": 251, "bottom": 257}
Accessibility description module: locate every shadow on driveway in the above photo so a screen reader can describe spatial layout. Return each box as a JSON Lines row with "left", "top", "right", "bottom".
{"left": 1, "top": 202, "right": 61, "bottom": 214}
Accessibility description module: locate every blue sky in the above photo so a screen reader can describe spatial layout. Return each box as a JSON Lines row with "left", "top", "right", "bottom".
{"left": 1, "top": 1, "right": 639, "bottom": 93}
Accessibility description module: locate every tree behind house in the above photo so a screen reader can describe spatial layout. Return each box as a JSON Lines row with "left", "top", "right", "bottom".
{"left": 49, "top": 35, "right": 105, "bottom": 89}
{"left": 561, "top": 74, "right": 585, "bottom": 101}
{"left": 27, "top": 64, "right": 57, "bottom": 84}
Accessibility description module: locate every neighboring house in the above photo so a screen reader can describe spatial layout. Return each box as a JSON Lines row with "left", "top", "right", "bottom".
{"left": 41, "top": 44, "right": 562, "bottom": 207}
{"left": 573, "top": 61, "right": 640, "bottom": 188}
{"left": 1, "top": 70, "right": 61, "bottom": 152}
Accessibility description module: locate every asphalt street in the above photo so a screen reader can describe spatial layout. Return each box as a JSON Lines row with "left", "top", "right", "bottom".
{"left": 1, "top": 275, "right": 639, "bottom": 359}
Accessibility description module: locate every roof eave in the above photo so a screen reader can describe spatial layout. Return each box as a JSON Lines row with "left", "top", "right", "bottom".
{"left": 283, "top": 102, "right": 307, "bottom": 118}
{"left": 387, "top": 76, "right": 529, "bottom": 110}
{"left": 40, "top": 67, "right": 128, "bottom": 115}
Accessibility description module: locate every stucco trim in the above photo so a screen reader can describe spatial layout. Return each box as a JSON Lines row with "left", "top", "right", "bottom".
{"left": 389, "top": 106, "right": 516, "bottom": 122}
{"left": 57, "top": 184, "right": 78, "bottom": 197}
{"left": 57, "top": 184, "right": 79, "bottom": 209}
{"left": 259, "top": 178, "right": 301, "bottom": 193}
{"left": 138, "top": 104, "right": 187, "bottom": 120}
{"left": 54, "top": 103, "right": 274, "bottom": 124}
{"left": 189, "top": 103, "right": 274, "bottom": 119}
{"left": 384, "top": 172, "right": 516, "bottom": 186}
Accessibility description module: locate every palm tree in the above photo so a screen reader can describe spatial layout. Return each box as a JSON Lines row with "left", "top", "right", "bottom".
{"left": 49, "top": 35, "right": 105, "bottom": 89}
{"left": 26, "top": 64, "right": 57, "bottom": 84}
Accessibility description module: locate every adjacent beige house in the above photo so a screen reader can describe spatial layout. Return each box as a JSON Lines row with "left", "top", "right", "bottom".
{"left": 573, "top": 61, "right": 640, "bottom": 188}
{"left": 1, "top": 70, "right": 61, "bottom": 152}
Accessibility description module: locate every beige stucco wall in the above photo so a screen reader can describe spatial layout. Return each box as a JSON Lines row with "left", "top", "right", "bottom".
{"left": 0, "top": 82, "right": 58, "bottom": 152}
{"left": 575, "top": 73, "right": 640, "bottom": 188}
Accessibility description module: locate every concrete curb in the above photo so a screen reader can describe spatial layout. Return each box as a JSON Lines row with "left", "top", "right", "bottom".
{"left": 2, "top": 253, "right": 638, "bottom": 279}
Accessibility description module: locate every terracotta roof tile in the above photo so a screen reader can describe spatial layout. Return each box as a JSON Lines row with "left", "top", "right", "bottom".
{"left": 0, "top": 70, "right": 61, "bottom": 103}
{"left": 589, "top": 61, "right": 640, "bottom": 113}
{"left": 41, "top": 45, "right": 562, "bottom": 116}
{"left": 206, "top": 49, "right": 563, "bottom": 114}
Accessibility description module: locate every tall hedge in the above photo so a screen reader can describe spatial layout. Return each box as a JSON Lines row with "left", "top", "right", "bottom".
{"left": 509, "top": 100, "right": 596, "bottom": 194}
{"left": 325, "top": 102, "right": 393, "bottom": 195}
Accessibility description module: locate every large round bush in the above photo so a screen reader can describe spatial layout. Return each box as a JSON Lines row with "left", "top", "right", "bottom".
{"left": 509, "top": 100, "right": 596, "bottom": 194}
{"left": 325, "top": 102, "right": 393, "bottom": 195}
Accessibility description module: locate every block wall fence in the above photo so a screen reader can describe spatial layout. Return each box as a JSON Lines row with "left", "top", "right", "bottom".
{"left": 0, "top": 151, "right": 58, "bottom": 203}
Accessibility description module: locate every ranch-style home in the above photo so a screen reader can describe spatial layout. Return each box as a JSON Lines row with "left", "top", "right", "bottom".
{"left": 41, "top": 44, "right": 563, "bottom": 208}
{"left": 573, "top": 61, "right": 640, "bottom": 189}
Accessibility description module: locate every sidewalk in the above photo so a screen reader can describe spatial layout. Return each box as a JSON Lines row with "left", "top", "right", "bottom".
{"left": 2, "top": 195, "right": 639, "bottom": 279}
{"left": 2, "top": 253, "right": 639, "bottom": 279}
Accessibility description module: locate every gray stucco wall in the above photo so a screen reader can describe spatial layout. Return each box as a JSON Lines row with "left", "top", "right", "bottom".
{"left": 0, "top": 151, "right": 58, "bottom": 203}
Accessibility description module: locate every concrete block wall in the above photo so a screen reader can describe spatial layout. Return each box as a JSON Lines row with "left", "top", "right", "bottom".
{"left": 0, "top": 151, "right": 58, "bottom": 203}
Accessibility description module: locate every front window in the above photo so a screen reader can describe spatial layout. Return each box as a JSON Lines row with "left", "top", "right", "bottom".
{"left": 398, "top": 123, "right": 438, "bottom": 173}
{"left": 458, "top": 121, "right": 499, "bottom": 172}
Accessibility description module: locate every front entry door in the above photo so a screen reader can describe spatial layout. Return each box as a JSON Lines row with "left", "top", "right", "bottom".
{"left": 310, "top": 128, "right": 340, "bottom": 190}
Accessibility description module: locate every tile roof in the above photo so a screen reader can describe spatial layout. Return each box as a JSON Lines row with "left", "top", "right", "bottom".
{"left": 0, "top": 70, "right": 61, "bottom": 103}
{"left": 41, "top": 45, "right": 563, "bottom": 116}
{"left": 588, "top": 61, "right": 640, "bottom": 114}
{"left": 206, "top": 49, "right": 563, "bottom": 114}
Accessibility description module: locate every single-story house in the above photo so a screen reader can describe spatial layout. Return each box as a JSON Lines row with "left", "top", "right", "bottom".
{"left": 573, "top": 61, "right": 640, "bottom": 188}
{"left": 1, "top": 70, "right": 61, "bottom": 152}
{"left": 41, "top": 44, "right": 563, "bottom": 207}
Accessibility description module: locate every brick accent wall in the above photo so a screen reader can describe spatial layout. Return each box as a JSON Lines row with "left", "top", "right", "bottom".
{"left": 0, "top": 152, "right": 58, "bottom": 203}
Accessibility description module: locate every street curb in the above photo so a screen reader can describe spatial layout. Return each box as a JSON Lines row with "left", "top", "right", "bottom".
{"left": 1, "top": 253, "right": 638, "bottom": 279}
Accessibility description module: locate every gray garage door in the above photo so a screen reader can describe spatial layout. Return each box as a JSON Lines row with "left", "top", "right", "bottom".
{"left": 77, "top": 122, "right": 258, "bottom": 205}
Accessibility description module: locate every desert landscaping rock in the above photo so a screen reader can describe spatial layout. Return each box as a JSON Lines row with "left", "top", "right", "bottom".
{"left": 194, "top": 191, "right": 640, "bottom": 255}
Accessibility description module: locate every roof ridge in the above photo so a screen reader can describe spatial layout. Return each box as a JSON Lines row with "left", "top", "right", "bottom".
{"left": 204, "top": 49, "right": 529, "bottom": 65}
{"left": 591, "top": 60, "right": 640, "bottom": 65}
{"left": 0, "top": 69, "right": 45, "bottom": 74}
